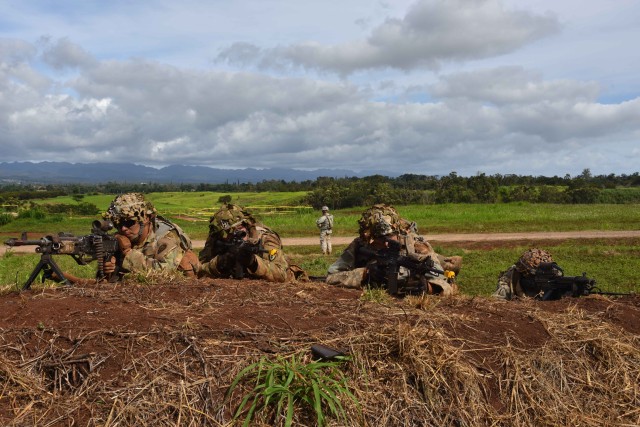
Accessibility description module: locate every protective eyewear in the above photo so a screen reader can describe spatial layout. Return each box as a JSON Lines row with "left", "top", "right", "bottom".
{"left": 116, "top": 219, "right": 137, "bottom": 229}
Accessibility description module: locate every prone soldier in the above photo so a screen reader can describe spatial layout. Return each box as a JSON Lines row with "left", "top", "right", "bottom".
{"left": 198, "top": 204, "right": 289, "bottom": 282}
{"left": 325, "top": 204, "right": 462, "bottom": 295}
{"left": 102, "top": 193, "right": 199, "bottom": 279}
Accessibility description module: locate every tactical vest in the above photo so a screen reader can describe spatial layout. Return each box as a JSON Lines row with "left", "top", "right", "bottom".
{"left": 156, "top": 216, "right": 192, "bottom": 251}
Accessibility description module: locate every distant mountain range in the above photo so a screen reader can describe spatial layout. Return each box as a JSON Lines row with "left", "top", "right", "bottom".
{"left": 0, "top": 162, "right": 391, "bottom": 184}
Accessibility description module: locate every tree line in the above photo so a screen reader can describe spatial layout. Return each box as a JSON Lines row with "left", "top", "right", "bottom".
{"left": 1, "top": 169, "right": 639, "bottom": 210}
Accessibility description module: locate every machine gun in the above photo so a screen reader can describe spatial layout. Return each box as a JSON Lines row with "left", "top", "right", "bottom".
{"left": 359, "top": 238, "right": 444, "bottom": 295}
{"left": 4, "top": 220, "right": 119, "bottom": 290}
{"left": 532, "top": 262, "right": 631, "bottom": 301}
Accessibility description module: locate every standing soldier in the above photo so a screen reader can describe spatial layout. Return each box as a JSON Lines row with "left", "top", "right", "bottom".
{"left": 316, "top": 206, "right": 334, "bottom": 255}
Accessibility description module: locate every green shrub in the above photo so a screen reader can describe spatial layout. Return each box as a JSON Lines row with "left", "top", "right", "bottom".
{"left": 0, "top": 213, "right": 13, "bottom": 226}
{"left": 40, "top": 202, "right": 100, "bottom": 215}
{"left": 227, "top": 352, "right": 358, "bottom": 427}
{"left": 17, "top": 207, "right": 46, "bottom": 220}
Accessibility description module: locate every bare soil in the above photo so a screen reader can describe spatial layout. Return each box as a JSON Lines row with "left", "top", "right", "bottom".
{"left": 280, "top": 230, "right": 640, "bottom": 247}
{"left": 1, "top": 233, "right": 639, "bottom": 426}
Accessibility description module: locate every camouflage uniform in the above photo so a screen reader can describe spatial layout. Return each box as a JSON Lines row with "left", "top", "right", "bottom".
{"left": 198, "top": 204, "right": 289, "bottom": 282}
{"left": 326, "top": 204, "right": 460, "bottom": 295}
{"left": 492, "top": 248, "right": 556, "bottom": 300}
{"left": 316, "top": 206, "right": 334, "bottom": 255}
{"left": 103, "top": 193, "right": 199, "bottom": 277}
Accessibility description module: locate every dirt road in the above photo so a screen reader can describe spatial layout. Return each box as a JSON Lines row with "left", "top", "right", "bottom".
{"left": 2, "top": 230, "right": 639, "bottom": 255}
{"left": 279, "top": 230, "right": 640, "bottom": 246}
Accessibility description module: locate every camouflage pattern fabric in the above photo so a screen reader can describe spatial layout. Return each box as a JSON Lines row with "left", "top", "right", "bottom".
{"left": 327, "top": 203, "right": 462, "bottom": 295}
{"left": 103, "top": 194, "right": 197, "bottom": 277}
{"left": 326, "top": 232, "right": 459, "bottom": 295}
{"left": 493, "top": 267, "right": 518, "bottom": 300}
{"left": 316, "top": 213, "right": 334, "bottom": 231}
{"left": 198, "top": 224, "right": 289, "bottom": 282}
{"left": 326, "top": 268, "right": 366, "bottom": 289}
{"left": 515, "top": 248, "right": 554, "bottom": 274}
{"left": 317, "top": 212, "right": 334, "bottom": 255}
{"left": 357, "top": 204, "right": 401, "bottom": 240}
{"left": 103, "top": 193, "right": 157, "bottom": 223}
{"left": 121, "top": 226, "right": 195, "bottom": 275}
{"left": 207, "top": 204, "right": 255, "bottom": 240}
{"left": 401, "top": 232, "right": 459, "bottom": 295}
{"left": 200, "top": 204, "right": 255, "bottom": 262}
{"left": 319, "top": 229, "right": 332, "bottom": 255}
{"left": 493, "top": 248, "right": 554, "bottom": 300}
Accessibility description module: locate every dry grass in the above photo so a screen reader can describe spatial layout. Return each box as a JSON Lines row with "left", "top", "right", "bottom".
{"left": 1, "top": 294, "right": 638, "bottom": 426}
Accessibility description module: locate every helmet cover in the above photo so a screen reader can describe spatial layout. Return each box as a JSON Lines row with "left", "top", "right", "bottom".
{"left": 209, "top": 204, "right": 254, "bottom": 237}
{"left": 358, "top": 204, "right": 400, "bottom": 238}
{"left": 516, "top": 248, "right": 554, "bottom": 275}
{"left": 103, "top": 193, "right": 156, "bottom": 223}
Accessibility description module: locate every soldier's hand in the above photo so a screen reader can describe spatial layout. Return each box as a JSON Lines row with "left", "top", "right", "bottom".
{"left": 215, "top": 251, "right": 236, "bottom": 273}
{"left": 115, "top": 234, "right": 132, "bottom": 256}
{"left": 238, "top": 239, "right": 260, "bottom": 267}
{"left": 179, "top": 250, "right": 200, "bottom": 277}
{"left": 103, "top": 256, "right": 117, "bottom": 274}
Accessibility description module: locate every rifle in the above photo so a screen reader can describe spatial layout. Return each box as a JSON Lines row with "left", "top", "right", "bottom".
{"left": 214, "top": 230, "right": 269, "bottom": 279}
{"left": 4, "top": 220, "right": 119, "bottom": 290}
{"left": 359, "top": 238, "right": 444, "bottom": 295}
{"left": 532, "top": 262, "right": 631, "bottom": 301}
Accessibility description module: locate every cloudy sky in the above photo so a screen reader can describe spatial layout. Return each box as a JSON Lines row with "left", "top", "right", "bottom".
{"left": 1, "top": 0, "right": 639, "bottom": 177}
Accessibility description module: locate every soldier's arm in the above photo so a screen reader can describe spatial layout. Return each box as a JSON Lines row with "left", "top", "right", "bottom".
{"left": 198, "top": 253, "right": 232, "bottom": 277}
{"left": 327, "top": 239, "right": 358, "bottom": 274}
{"left": 122, "top": 232, "right": 183, "bottom": 273}
{"left": 248, "top": 232, "right": 288, "bottom": 282}
{"left": 492, "top": 266, "right": 517, "bottom": 300}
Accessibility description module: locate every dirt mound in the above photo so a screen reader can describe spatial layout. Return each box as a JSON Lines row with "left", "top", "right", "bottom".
{"left": 1, "top": 279, "right": 639, "bottom": 426}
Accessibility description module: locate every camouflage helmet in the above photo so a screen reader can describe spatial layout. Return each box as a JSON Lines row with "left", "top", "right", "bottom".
{"left": 209, "top": 204, "right": 255, "bottom": 237}
{"left": 358, "top": 204, "right": 401, "bottom": 239}
{"left": 515, "top": 248, "right": 554, "bottom": 275}
{"left": 103, "top": 193, "right": 157, "bottom": 223}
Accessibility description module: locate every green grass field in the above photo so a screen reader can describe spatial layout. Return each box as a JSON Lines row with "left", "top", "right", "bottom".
{"left": 285, "top": 239, "right": 639, "bottom": 296}
{"left": 3, "top": 192, "right": 640, "bottom": 238}
{"left": 2, "top": 239, "right": 637, "bottom": 296}
{"left": 2, "top": 192, "right": 639, "bottom": 295}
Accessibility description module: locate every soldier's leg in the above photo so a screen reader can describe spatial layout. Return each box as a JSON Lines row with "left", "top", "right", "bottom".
{"left": 320, "top": 232, "right": 327, "bottom": 254}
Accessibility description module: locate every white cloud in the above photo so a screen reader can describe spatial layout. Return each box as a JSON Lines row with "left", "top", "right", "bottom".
{"left": 41, "top": 37, "right": 97, "bottom": 70}
{"left": 0, "top": 0, "right": 638, "bottom": 177}
{"left": 218, "top": 0, "right": 560, "bottom": 75}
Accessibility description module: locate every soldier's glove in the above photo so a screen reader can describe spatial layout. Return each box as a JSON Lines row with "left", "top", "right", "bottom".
{"left": 364, "top": 260, "right": 386, "bottom": 288}
{"left": 215, "top": 251, "right": 236, "bottom": 273}
{"left": 237, "top": 239, "right": 260, "bottom": 268}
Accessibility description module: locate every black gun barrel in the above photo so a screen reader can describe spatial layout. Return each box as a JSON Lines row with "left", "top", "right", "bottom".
{"left": 4, "top": 237, "right": 52, "bottom": 247}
